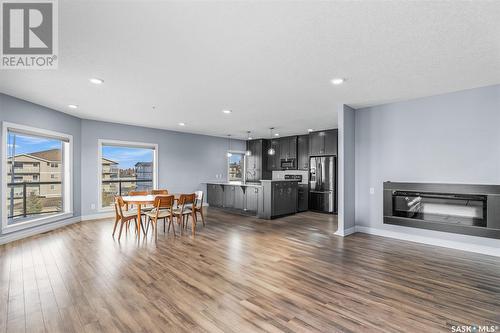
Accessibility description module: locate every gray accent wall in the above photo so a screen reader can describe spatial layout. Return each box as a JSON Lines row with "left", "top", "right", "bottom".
{"left": 80, "top": 120, "right": 245, "bottom": 216}
{"left": 0, "top": 93, "right": 82, "bottom": 234}
{"left": 355, "top": 84, "right": 500, "bottom": 248}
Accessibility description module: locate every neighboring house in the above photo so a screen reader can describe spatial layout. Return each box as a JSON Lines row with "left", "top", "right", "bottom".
{"left": 101, "top": 158, "right": 143, "bottom": 207}
{"left": 7, "top": 149, "right": 63, "bottom": 218}
{"left": 101, "top": 157, "right": 119, "bottom": 194}
{"left": 7, "top": 149, "right": 62, "bottom": 198}
{"left": 135, "top": 162, "right": 153, "bottom": 191}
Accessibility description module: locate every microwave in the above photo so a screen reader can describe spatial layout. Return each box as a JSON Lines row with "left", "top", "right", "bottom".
{"left": 280, "top": 158, "right": 296, "bottom": 170}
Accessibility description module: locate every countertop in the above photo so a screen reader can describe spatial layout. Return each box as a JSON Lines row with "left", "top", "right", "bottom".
{"left": 260, "top": 179, "right": 300, "bottom": 182}
{"left": 205, "top": 181, "right": 262, "bottom": 187}
{"left": 205, "top": 179, "right": 300, "bottom": 187}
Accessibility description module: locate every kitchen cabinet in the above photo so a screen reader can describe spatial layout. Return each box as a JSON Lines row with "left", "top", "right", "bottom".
{"left": 309, "top": 129, "right": 338, "bottom": 156}
{"left": 246, "top": 139, "right": 271, "bottom": 181}
{"left": 223, "top": 185, "right": 235, "bottom": 208}
{"left": 266, "top": 139, "right": 281, "bottom": 171}
{"left": 245, "top": 186, "right": 260, "bottom": 212}
{"left": 297, "top": 134, "right": 309, "bottom": 170}
{"left": 264, "top": 181, "right": 298, "bottom": 217}
{"left": 279, "top": 136, "right": 297, "bottom": 161}
{"left": 324, "top": 129, "right": 338, "bottom": 155}
{"left": 298, "top": 184, "right": 308, "bottom": 212}
{"left": 207, "top": 184, "right": 223, "bottom": 207}
{"left": 234, "top": 186, "right": 245, "bottom": 210}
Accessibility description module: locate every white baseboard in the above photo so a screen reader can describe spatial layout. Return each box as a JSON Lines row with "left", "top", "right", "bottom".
{"left": 0, "top": 216, "right": 81, "bottom": 245}
{"left": 355, "top": 226, "right": 500, "bottom": 257}
{"left": 334, "top": 226, "right": 356, "bottom": 237}
{"left": 80, "top": 211, "right": 114, "bottom": 221}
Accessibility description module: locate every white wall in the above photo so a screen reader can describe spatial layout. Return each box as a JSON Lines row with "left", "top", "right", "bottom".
{"left": 336, "top": 104, "right": 356, "bottom": 236}
{"left": 354, "top": 84, "right": 500, "bottom": 254}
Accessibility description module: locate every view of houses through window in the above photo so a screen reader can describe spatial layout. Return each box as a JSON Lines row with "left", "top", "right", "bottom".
{"left": 101, "top": 144, "right": 154, "bottom": 208}
{"left": 6, "top": 131, "right": 65, "bottom": 225}
{"left": 228, "top": 153, "right": 245, "bottom": 182}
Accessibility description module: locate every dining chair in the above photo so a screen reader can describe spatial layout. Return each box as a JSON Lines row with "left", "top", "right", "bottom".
{"left": 151, "top": 189, "right": 169, "bottom": 195}
{"left": 128, "top": 190, "right": 152, "bottom": 213}
{"left": 113, "top": 196, "right": 140, "bottom": 240}
{"left": 172, "top": 193, "right": 197, "bottom": 235}
{"left": 145, "top": 195, "right": 175, "bottom": 239}
{"left": 193, "top": 190, "right": 205, "bottom": 227}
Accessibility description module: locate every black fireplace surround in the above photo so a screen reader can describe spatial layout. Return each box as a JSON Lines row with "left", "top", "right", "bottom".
{"left": 384, "top": 182, "right": 500, "bottom": 239}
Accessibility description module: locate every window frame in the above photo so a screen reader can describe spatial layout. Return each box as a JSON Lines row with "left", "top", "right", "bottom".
{"left": 97, "top": 139, "right": 158, "bottom": 211}
{"left": 227, "top": 150, "right": 246, "bottom": 183}
{"left": 1, "top": 121, "right": 74, "bottom": 234}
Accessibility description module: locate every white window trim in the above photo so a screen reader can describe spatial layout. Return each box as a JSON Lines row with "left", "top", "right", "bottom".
{"left": 227, "top": 150, "right": 246, "bottom": 183}
{"left": 97, "top": 139, "right": 158, "bottom": 211}
{"left": 1, "top": 121, "right": 74, "bottom": 234}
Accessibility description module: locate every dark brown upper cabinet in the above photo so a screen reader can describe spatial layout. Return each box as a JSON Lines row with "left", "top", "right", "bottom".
{"left": 309, "top": 129, "right": 338, "bottom": 156}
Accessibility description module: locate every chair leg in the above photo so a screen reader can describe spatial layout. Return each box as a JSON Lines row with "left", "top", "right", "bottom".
{"left": 146, "top": 217, "right": 150, "bottom": 235}
{"left": 118, "top": 220, "right": 125, "bottom": 240}
{"left": 191, "top": 212, "right": 196, "bottom": 235}
{"left": 170, "top": 216, "right": 176, "bottom": 236}
{"left": 140, "top": 217, "right": 146, "bottom": 235}
{"left": 112, "top": 216, "right": 120, "bottom": 236}
{"left": 200, "top": 208, "right": 205, "bottom": 227}
{"left": 155, "top": 221, "right": 158, "bottom": 242}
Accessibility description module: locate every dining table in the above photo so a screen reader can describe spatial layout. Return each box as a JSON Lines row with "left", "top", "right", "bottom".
{"left": 121, "top": 193, "right": 181, "bottom": 238}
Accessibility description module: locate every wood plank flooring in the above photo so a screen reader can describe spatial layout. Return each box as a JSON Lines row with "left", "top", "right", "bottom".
{"left": 1, "top": 208, "right": 499, "bottom": 333}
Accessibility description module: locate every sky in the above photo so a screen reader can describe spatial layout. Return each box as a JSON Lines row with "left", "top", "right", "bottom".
{"left": 102, "top": 145, "right": 153, "bottom": 169}
{"left": 8, "top": 133, "right": 153, "bottom": 169}
{"left": 7, "top": 133, "right": 61, "bottom": 156}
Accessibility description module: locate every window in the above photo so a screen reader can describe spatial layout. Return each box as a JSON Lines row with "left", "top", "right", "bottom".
{"left": 228, "top": 152, "right": 245, "bottom": 182}
{"left": 2, "top": 123, "right": 73, "bottom": 232}
{"left": 98, "top": 140, "right": 157, "bottom": 209}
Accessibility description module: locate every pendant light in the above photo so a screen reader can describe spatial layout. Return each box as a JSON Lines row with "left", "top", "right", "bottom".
{"left": 245, "top": 131, "right": 252, "bottom": 156}
{"left": 226, "top": 135, "right": 232, "bottom": 157}
{"left": 267, "top": 128, "right": 276, "bottom": 156}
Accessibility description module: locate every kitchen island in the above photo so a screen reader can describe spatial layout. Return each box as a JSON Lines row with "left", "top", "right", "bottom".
{"left": 205, "top": 180, "right": 299, "bottom": 219}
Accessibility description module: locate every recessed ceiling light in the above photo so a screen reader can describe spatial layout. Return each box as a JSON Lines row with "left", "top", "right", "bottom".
{"left": 331, "top": 78, "right": 345, "bottom": 85}
{"left": 89, "top": 77, "right": 104, "bottom": 85}
{"left": 68, "top": 104, "right": 78, "bottom": 109}
{"left": 248, "top": 137, "right": 253, "bottom": 140}
{"left": 178, "top": 122, "right": 185, "bottom": 126}
{"left": 222, "top": 109, "right": 232, "bottom": 114}
{"left": 308, "top": 128, "right": 314, "bottom": 132}
{"left": 274, "top": 133, "right": 280, "bottom": 137}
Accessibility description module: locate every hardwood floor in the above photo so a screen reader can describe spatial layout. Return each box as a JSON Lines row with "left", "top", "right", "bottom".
{"left": 1, "top": 208, "right": 499, "bottom": 333}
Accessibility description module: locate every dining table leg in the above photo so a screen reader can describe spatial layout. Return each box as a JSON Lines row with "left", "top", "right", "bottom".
{"left": 137, "top": 204, "right": 142, "bottom": 238}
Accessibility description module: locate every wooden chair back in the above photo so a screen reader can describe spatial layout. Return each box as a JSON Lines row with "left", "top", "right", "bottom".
{"left": 152, "top": 189, "right": 169, "bottom": 195}
{"left": 114, "top": 196, "right": 126, "bottom": 219}
{"left": 129, "top": 190, "right": 148, "bottom": 196}
{"left": 178, "top": 193, "right": 196, "bottom": 213}
{"left": 194, "top": 190, "right": 204, "bottom": 209}
{"left": 154, "top": 195, "right": 174, "bottom": 210}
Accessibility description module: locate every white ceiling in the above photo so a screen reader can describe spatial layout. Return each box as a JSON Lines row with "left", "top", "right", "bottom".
{"left": 1, "top": 1, "right": 499, "bottom": 139}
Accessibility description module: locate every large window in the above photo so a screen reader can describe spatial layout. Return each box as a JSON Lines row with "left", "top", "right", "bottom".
{"left": 2, "top": 123, "right": 73, "bottom": 232}
{"left": 99, "top": 140, "right": 157, "bottom": 209}
{"left": 228, "top": 152, "right": 245, "bottom": 182}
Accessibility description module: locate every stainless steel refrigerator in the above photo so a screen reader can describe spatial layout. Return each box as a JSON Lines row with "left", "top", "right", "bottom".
{"left": 309, "top": 156, "right": 336, "bottom": 213}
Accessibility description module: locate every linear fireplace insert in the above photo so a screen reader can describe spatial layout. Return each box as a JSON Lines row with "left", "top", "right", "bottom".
{"left": 384, "top": 182, "right": 500, "bottom": 239}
